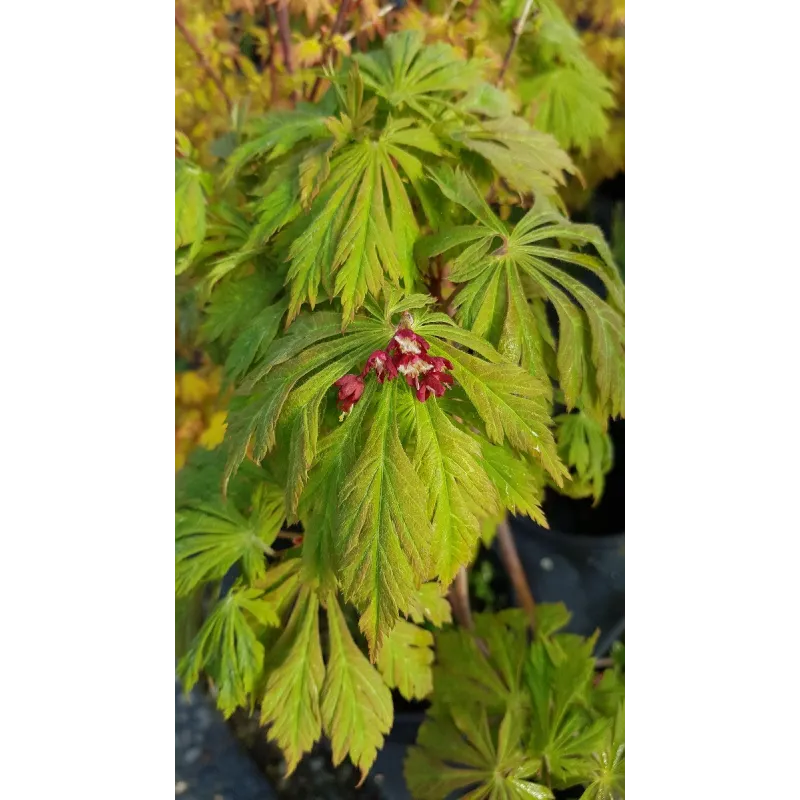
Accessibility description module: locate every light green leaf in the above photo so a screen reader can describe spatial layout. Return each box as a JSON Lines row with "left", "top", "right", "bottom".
{"left": 259, "top": 587, "right": 325, "bottom": 775}
{"left": 376, "top": 619, "right": 434, "bottom": 700}
{"left": 526, "top": 67, "right": 615, "bottom": 158}
{"left": 553, "top": 410, "right": 614, "bottom": 504}
{"left": 222, "top": 103, "right": 333, "bottom": 183}
{"left": 299, "top": 382, "right": 377, "bottom": 593}
{"left": 177, "top": 586, "right": 279, "bottom": 719}
{"left": 321, "top": 597, "right": 393, "bottom": 779}
{"left": 175, "top": 498, "right": 281, "bottom": 597}
{"left": 337, "top": 381, "right": 431, "bottom": 659}
{"left": 479, "top": 440, "right": 548, "bottom": 527}
{"left": 407, "top": 582, "right": 453, "bottom": 628}
{"left": 430, "top": 341, "right": 567, "bottom": 486}
{"left": 354, "top": 30, "right": 485, "bottom": 120}
{"left": 448, "top": 116, "right": 576, "bottom": 197}
{"left": 175, "top": 158, "right": 212, "bottom": 273}
{"left": 413, "top": 399, "right": 500, "bottom": 585}
{"left": 405, "top": 707, "right": 552, "bottom": 800}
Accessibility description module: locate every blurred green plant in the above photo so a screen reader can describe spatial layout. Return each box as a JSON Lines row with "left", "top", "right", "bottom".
{"left": 405, "top": 604, "right": 625, "bottom": 799}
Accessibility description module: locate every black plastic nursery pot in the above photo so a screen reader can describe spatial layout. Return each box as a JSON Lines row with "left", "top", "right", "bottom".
{"left": 505, "top": 418, "right": 625, "bottom": 656}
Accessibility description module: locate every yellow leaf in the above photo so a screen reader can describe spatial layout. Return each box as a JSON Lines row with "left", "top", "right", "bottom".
{"left": 179, "top": 372, "right": 212, "bottom": 405}
{"left": 199, "top": 411, "right": 228, "bottom": 450}
{"left": 330, "top": 34, "right": 351, "bottom": 57}
{"left": 296, "top": 37, "right": 323, "bottom": 68}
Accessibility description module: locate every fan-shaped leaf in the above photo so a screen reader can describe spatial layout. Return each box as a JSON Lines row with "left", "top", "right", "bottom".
{"left": 177, "top": 586, "right": 279, "bottom": 719}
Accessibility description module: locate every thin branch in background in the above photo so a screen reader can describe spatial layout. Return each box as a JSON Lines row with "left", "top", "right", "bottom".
{"left": 175, "top": 9, "right": 233, "bottom": 112}
{"left": 275, "top": 1, "right": 298, "bottom": 103}
{"left": 308, "top": 0, "right": 353, "bottom": 102}
{"left": 448, "top": 567, "right": 474, "bottom": 631}
{"left": 342, "top": 2, "right": 397, "bottom": 44}
{"left": 442, "top": 0, "right": 461, "bottom": 23}
{"left": 497, "top": 0, "right": 537, "bottom": 87}
{"left": 495, "top": 516, "right": 537, "bottom": 628}
{"left": 264, "top": 2, "right": 279, "bottom": 103}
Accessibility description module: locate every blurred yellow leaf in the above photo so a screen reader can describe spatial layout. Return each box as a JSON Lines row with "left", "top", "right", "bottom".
{"left": 199, "top": 411, "right": 228, "bottom": 450}
{"left": 179, "top": 372, "right": 212, "bottom": 405}
{"left": 296, "top": 37, "right": 323, "bottom": 68}
{"left": 330, "top": 34, "right": 351, "bottom": 57}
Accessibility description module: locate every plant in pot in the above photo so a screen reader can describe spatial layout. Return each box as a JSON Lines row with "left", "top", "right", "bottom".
{"left": 175, "top": 19, "right": 624, "bottom": 800}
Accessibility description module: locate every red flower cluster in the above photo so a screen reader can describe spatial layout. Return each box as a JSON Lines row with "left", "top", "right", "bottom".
{"left": 333, "top": 327, "right": 454, "bottom": 415}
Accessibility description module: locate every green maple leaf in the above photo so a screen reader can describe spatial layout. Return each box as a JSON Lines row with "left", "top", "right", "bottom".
{"left": 553, "top": 410, "right": 614, "bottom": 505}
{"left": 407, "top": 582, "right": 453, "bottom": 628}
{"left": 353, "top": 30, "right": 485, "bottom": 120}
{"left": 321, "top": 597, "right": 394, "bottom": 779}
{"left": 299, "top": 381, "right": 377, "bottom": 594}
{"left": 422, "top": 167, "right": 624, "bottom": 420}
{"left": 175, "top": 487, "right": 284, "bottom": 597}
{"left": 376, "top": 618, "right": 435, "bottom": 701}
{"left": 202, "top": 270, "right": 284, "bottom": 348}
{"left": 579, "top": 700, "right": 624, "bottom": 800}
{"left": 412, "top": 397, "right": 500, "bottom": 585}
{"left": 446, "top": 115, "right": 577, "bottom": 198}
{"left": 175, "top": 157, "right": 212, "bottom": 274}
{"left": 525, "top": 67, "right": 615, "bottom": 158}
{"left": 430, "top": 340, "right": 567, "bottom": 486}
{"left": 221, "top": 100, "right": 334, "bottom": 184}
{"left": 284, "top": 118, "right": 434, "bottom": 325}
{"left": 259, "top": 586, "right": 325, "bottom": 775}
{"left": 479, "top": 439, "right": 548, "bottom": 527}
{"left": 221, "top": 310, "right": 390, "bottom": 493}
{"left": 405, "top": 707, "right": 552, "bottom": 800}
{"left": 177, "top": 585, "right": 280, "bottom": 719}
{"left": 433, "top": 610, "right": 530, "bottom": 714}
{"left": 337, "top": 380, "right": 431, "bottom": 659}
{"left": 526, "top": 629, "right": 609, "bottom": 789}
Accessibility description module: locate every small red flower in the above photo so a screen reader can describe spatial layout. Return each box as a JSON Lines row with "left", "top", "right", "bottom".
{"left": 388, "top": 328, "right": 430, "bottom": 356}
{"left": 362, "top": 349, "right": 398, "bottom": 384}
{"left": 334, "top": 374, "right": 365, "bottom": 413}
{"left": 416, "top": 370, "right": 454, "bottom": 402}
{"left": 395, "top": 352, "right": 435, "bottom": 386}
{"left": 428, "top": 356, "right": 453, "bottom": 372}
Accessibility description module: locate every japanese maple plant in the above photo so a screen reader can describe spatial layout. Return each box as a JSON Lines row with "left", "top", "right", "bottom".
{"left": 176, "top": 26, "right": 624, "bottom": 799}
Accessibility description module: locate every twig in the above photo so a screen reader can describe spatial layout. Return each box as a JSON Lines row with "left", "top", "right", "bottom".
{"left": 264, "top": 2, "right": 279, "bottom": 103}
{"left": 497, "top": 0, "right": 537, "bottom": 87}
{"left": 275, "top": 0, "right": 298, "bottom": 102}
{"left": 448, "top": 567, "right": 474, "bottom": 631}
{"left": 308, "top": 0, "right": 353, "bottom": 102}
{"left": 442, "top": 0, "right": 461, "bottom": 22}
{"left": 175, "top": 9, "right": 232, "bottom": 112}
{"left": 495, "top": 516, "right": 537, "bottom": 627}
{"left": 342, "top": 2, "right": 397, "bottom": 44}
{"left": 595, "top": 657, "right": 614, "bottom": 670}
